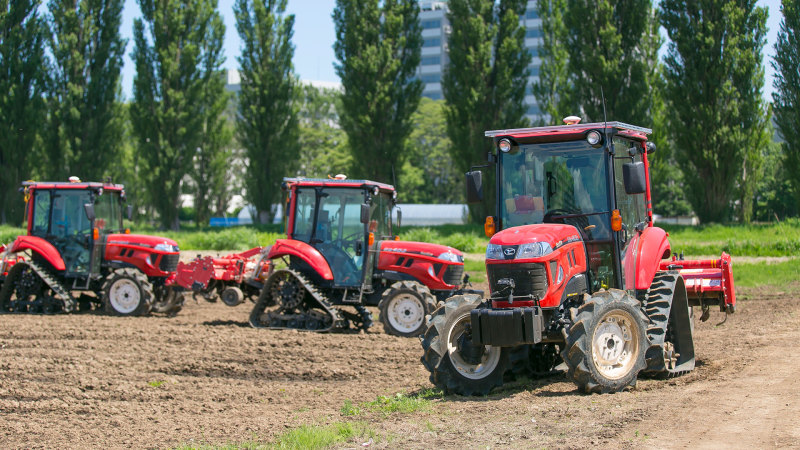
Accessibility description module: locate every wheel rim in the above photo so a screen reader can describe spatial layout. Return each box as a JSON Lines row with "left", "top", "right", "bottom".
{"left": 386, "top": 293, "right": 425, "bottom": 333}
{"left": 591, "top": 310, "right": 640, "bottom": 380}
{"left": 109, "top": 279, "right": 141, "bottom": 314}
{"left": 446, "top": 312, "right": 501, "bottom": 380}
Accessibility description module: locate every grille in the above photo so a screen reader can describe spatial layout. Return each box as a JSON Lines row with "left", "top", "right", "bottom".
{"left": 159, "top": 253, "right": 180, "bottom": 272}
{"left": 487, "top": 262, "right": 547, "bottom": 299}
{"left": 443, "top": 264, "right": 464, "bottom": 286}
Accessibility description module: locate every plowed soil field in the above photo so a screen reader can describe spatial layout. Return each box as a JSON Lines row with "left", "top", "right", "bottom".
{"left": 1, "top": 279, "right": 799, "bottom": 449}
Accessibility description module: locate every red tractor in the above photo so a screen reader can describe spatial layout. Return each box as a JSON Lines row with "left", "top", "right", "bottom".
{"left": 420, "top": 119, "right": 735, "bottom": 394}
{"left": 0, "top": 179, "right": 182, "bottom": 316}
{"left": 249, "top": 177, "right": 471, "bottom": 336}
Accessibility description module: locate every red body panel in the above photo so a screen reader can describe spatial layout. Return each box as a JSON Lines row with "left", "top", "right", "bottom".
{"left": 633, "top": 226, "right": 671, "bottom": 290}
{"left": 268, "top": 239, "right": 334, "bottom": 280}
{"left": 486, "top": 224, "right": 587, "bottom": 308}
{"left": 104, "top": 234, "right": 179, "bottom": 277}
{"left": 9, "top": 236, "right": 67, "bottom": 271}
{"left": 377, "top": 240, "right": 463, "bottom": 291}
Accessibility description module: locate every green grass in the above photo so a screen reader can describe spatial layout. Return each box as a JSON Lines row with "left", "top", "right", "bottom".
{"left": 662, "top": 218, "right": 800, "bottom": 257}
{"left": 340, "top": 389, "right": 442, "bottom": 418}
{"left": 732, "top": 259, "right": 800, "bottom": 288}
{"left": 0, "top": 225, "right": 24, "bottom": 245}
{"left": 175, "top": 422, "right": 377, "bottom": 450}
{"left": 147, "top": 380, "right": 166, "bottom": 388}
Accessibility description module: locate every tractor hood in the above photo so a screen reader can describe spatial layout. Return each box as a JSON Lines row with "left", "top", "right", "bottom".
{"left": 380, "top": 240, "right": 463, "bottom": 262}
{"left": 489, "top": 223, "right": 582, "bottom": 250}
{"left": 106, "top": 234, "right": 180, "bottom": 252}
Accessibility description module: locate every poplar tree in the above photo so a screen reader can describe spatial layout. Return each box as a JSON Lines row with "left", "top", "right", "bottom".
{"left": 45, "top": 0, "right": 126, "bottom": 182}
{"left": 661, "top": 0, "right": 770, "bottom": 223}
{"left": 333, "top": 0, "right": 422, "bottom": 183}
{"left": 532, "top": 0, "right": 573, "bottom": 123}
{"left": 442, "top": 0, "right": 530, "bottom": 221}
{"left": 772, "top": 0, "right": 800, "bottom": 212}
{"left": 235, "top": 0, "right": 298, "bottom": 223}
{"left": 130, "top": 0, "right": 227, "bottom": 229}
{"left": 0, "top": 0, "right": 48, "bottom": 224}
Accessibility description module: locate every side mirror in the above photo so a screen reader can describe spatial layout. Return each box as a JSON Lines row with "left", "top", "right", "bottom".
{"left": 360, "top": 203, "right": 370, "bottom": 224}
{"left": 83, "top": 203, "right": 95, "bottom": 221}
{"left": 646, "top": 142, "right": 657, "bottom": 154}
{"left": 622, "top": 161, "right": 647, "bottom": 194}
{"left": 465, "top": 171, "right": 483, "bottom": 204}
{"left": 396, "top": 208, "right": 402, "bottom": 228}
{"left": 126, "top": 204, "right": 133, "bottom": 221}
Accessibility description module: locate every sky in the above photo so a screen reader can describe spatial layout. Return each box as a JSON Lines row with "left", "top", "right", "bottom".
{"left": 119, "top": 0, "right": 783, "bottom": 101}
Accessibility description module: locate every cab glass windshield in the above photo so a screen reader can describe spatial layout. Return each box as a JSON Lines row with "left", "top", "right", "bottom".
{"left": 499, "top": 141, "right": 611, "bottom": 241}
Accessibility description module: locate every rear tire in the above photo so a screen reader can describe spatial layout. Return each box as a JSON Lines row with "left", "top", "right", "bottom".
{"left": 102, "top": 268, "right": 153, "bottom": 316}
{"left": 561, "top": 289, "right": 648, "bottom": 393}
{"left": 420, "top": 295, "right": 508, "bottom": 396}
{"left": 379, "top": 280, "right": 436, "bottom": 337}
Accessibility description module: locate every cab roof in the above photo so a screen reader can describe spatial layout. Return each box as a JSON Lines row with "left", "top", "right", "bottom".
{"left": 485, "top": 121, "right": 651, "bottom": 142}
{"left": 282, "top": 177, "right": 395, "bottom": 192}
{"left": 22, "top": 181, "right": 124, "bottom": 191}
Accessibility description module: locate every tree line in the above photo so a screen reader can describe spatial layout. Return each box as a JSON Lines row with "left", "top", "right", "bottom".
{"left": 0, "top": 0, "right": 798, "bottom": 228}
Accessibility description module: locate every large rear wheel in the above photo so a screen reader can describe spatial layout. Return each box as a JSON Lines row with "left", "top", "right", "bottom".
{"left": 561, "top": 289, "right": 648, "bottom": 393}
{"left": 102, "top": 268, "right": 154, "bottom": 316}
{"left": 379, "top": 280, "right": 436, "bottom": 337}
{"left": 420, "top": 295, "right": 508, "bottom": 396}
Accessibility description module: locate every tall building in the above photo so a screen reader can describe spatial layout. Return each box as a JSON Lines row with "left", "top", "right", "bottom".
{"left": 417, "top": 0, "right": 542, "bottom": 122}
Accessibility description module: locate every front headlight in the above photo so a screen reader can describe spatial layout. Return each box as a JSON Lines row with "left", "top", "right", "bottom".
{"left": 154, "top": 243, "right": 179, "bottom": 252}
{"left": 437, "top": 251, "right": 463, "bottom": 263}
{"left": 486, "top": 244, "right": 503, "bottom": 260}
{"left": 517, "top": 242, "right": 553, "bottom": 259}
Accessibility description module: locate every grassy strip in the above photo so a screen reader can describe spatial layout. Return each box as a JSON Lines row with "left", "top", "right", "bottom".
{"left": 341, "top": 390, "right": 442, "bottom": 418}
{"left": 733, "top": 259, "right": 800, "bottom": 288}
{"left": 176, "top": 421, "right": 377, "bottom": 450}
{"left": 663, "top": 219, "right": 800, "bottom": 257}
{"left": 0, "top": 225, "right": 24, "bottom": 245}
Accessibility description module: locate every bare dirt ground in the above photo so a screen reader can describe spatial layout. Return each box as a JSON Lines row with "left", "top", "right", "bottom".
{"left": 1, "top": 278, "right": 799, "bottom": 449}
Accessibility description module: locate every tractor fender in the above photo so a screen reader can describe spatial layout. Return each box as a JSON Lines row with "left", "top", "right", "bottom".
{"left": 267, "top": 239, "right": 334, "bottom": 280}
{"left": 634, "top": 226, "right": 671, "bottom": 290}
{"left": 9, "top": 236, "right": 66, "bottom": 272}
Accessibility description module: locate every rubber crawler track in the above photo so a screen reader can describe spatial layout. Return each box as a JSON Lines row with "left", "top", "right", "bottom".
{"left": 642, "top": 271, "right": 696, "bottom": 377}
{"left": 249, "top": 268, "right": 372, "bottom": 332}
{"left": 0, "top": 260, "right": 74, "bottom": 313}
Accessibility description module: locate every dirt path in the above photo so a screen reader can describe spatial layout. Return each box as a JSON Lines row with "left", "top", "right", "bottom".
{"left": 0, "top": 284, "right": 798, "bottom": 449}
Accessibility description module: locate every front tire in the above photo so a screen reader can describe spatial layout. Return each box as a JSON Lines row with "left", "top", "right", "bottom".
{"left": 379, "top": 281, "right": 436, "bottom": 337}
{"left": 420, "top": 295, "right": 509, "bottom": 396}
{"left": 561, "top": 289, "right": 649, "bottom": 393}
{"left": 102, "top": 268, "right": 153, "bottom": 316}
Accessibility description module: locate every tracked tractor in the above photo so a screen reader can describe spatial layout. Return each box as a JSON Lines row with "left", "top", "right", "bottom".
{"left": 249, "top": 177, "right": 470, "bottom": 336}
{"left": 0, "top": 179, "right": 182, "bottom": 316}
{"left": 420, "top": 119, "right": 735, "bottom": 394}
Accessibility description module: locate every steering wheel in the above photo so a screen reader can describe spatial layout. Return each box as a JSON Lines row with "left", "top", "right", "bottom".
{"left": 543, "top": 208, "right": 575, "bottom": 223}
{"left": 544, "top": 208, "right": 593, "bottom": 237}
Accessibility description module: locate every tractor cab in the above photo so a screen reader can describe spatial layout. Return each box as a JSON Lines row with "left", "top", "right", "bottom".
{"left": 283, "top": 177, "right": 396, "bottom": 291}
{"left": 25, "top": 180, "right": 128, "bottom": 277}
{"left": 468, "top": 122, "right": 653, "bottom": 300}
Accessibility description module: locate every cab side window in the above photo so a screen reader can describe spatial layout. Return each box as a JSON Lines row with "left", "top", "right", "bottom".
{"left": 32, "top": 191, "right": 51, "bottom": 237}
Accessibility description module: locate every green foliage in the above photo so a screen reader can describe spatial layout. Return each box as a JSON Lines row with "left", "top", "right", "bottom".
{"left": 563, "top": 0, "right": 660, "bottom": 124}
{"left": 130, "top": 0, "right": 227, "bottom": 230}
{"left": 442, "top": 0, "right": 531, "bottom": 222}
{"left": 153, "top": 227, "right": 282, "bottom": 251}
{"left": 235, "top": 0, "right": 299, "bottom": 224}
{"left": 340, "top": 390, "right": 442, "bottom": 418}
{"left": 0, "top": 0, "right": 48, "bottom": 224}
{"left": 400, "top": 98, "right": 462, "bottom": 204}
{"left": 45, "top": 0, "right": 126, "bottom": 183}
{"left": 147, "top": 380, "right": 166, "bottom": 388}
{"left": 270, "top": 421, "right": 375, "bottom": 450}
{"left": 661, "top": 0, "right": 771, "bottom": 223}
{"left": 733, "top": 259, "right": 800, "bottom": 288}
{"left": 333, "top": 0, "right": 423, "bottom": 184}
{"left": 532, "top": 0, "right": 573, "bottom": 124}
{"left": 662, "top": 219, "right": 800, "bottom": 257}
{"left": 295, "top": 84, "right": 351, "bottom": 178}
{"left": 0, "top": 225, "right": 25, "bottom": 244}
{"left": 772, "top": 0, "right": 800, "bottom": 214}
{"left": 398, "top": 225, "right": 486, "bottom": 253}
